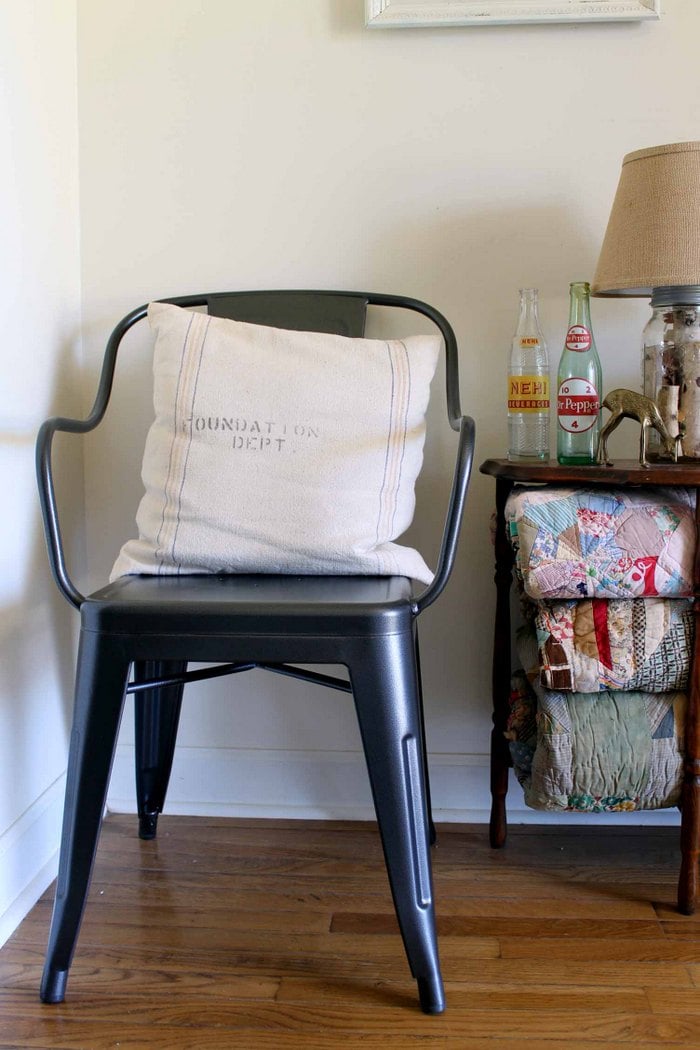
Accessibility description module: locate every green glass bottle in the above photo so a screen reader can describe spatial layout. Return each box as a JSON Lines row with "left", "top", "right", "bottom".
{"left": 556, "top": 281, "right": 603, "bottom": 464}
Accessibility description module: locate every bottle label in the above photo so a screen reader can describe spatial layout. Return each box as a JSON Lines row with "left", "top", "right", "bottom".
{"left": 557, "top": 377, "right": 599, "bottom": 432}
{"left": 518, "top": 337, "right": 540, "bottom": 348}
{"left": 508, "top": 375, "right": 550, "bottom": 412}
{"left": 565, "top": 325, "right": 592, "bottom": 352}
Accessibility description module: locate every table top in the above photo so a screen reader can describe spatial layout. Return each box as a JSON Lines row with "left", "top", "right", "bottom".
{"left": 479, "top": 457, "right": 700, "bottom": 486}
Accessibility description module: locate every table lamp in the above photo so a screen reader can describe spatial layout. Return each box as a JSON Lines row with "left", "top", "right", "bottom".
{"left": 592, "top": 141, "right": 700, "bottom": 459}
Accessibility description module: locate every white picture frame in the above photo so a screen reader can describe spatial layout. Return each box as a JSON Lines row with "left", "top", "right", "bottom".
{"left": 365, "top": 1, "right": 661, "bottom": 28}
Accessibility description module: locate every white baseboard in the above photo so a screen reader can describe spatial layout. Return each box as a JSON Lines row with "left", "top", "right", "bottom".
{"left": 0, "top": 775, "right": 65, "bottom": 948}
{"left": 107, "top": 745, "right": 681, "bottom": 828}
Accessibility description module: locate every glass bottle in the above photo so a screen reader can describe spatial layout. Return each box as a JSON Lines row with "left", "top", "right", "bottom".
{"left": 556, "top": 281, "right": 602, "bottom": 465}
{"left": 507, "top": 288, "right": 550, "bottom": 461}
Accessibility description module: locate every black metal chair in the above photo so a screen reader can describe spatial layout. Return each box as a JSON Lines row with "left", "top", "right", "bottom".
{"left": 36, "top": 290, "right": 475, "bottom": 1014}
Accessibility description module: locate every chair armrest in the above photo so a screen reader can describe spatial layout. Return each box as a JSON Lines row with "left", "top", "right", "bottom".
{"left": 35, "top": 303, "right": 148, "bottom": 608}
{"left": 413, "top": 414, "right": 476, "bottom": 615}
{"left": 35, "top": 414, "right": 93, "bottom": 608}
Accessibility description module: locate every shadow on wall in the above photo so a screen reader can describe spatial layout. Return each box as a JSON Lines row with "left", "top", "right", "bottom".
{"left": 0, "top": 335, "right": 87, "bottom": 758}
{"left": 0, "top": 508, "right": 76, "bottom": 733}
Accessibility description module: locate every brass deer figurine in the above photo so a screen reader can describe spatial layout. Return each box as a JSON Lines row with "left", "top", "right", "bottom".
{"left": 596, "top": 388, "right": 681, "bottom": 467}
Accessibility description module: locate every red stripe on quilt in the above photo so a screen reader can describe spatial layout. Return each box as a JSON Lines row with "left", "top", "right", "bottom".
{"left": 639, "top": 556, "right": 658, "bottom": 596}
{"left": 592, "top": 598, "right": 613, "bottom": 670}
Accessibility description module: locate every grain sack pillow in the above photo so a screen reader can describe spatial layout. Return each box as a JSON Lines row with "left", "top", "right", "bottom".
{"left": 111, "top": 301, "right": 440, "bottom": 583}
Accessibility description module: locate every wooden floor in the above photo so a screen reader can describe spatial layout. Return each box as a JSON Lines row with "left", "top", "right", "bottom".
{"left": 1, "top": 816, "right": 699, "bottom": 1049}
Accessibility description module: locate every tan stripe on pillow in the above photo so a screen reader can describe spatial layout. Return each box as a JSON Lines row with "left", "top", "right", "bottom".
{"left": 155, "top": 311, "right": 211, "bottom": 571}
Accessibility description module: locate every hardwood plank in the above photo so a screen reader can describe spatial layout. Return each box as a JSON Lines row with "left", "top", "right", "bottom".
{"left": 0, "top": 1018, "right": 684, "bottom": 1050}
{"left": 10, "top": 919, "right": 500, "bottom": 963}
{"left": 2, "top": 1001, "right": 698, "bottom": 1044}
{"left": 2, "top": 945, "right": 692, "bottom": 992}
{"left": 659, "top": 923, "right": 700, "bottom": 938}
{"left": 276, "top": 976, "right": 651, "bottom": 1013}
{"left": 646, "top": 987, "right": 700, "bottom": 1015}
{"left": 79, "top": 863, "right": 679, "bottom": 906}
{"left": 330, "top": 913, "right": 663, "bottom": 939}
{"left": 0, "top": 957, "right": 279, "bottom": 1000}
{"left": 500, "top": 936, "right": 700, "bottom": 962}
{"left": 68, "top": 875, "right": 659, "bottom": 919}
{"left": 34, "top": 899, "right": 664, "bottom": 942}
{"left": 27, "top": 898, "right": 332, "bottom": 935}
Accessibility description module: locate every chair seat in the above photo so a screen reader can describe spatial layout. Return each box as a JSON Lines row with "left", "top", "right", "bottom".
{"left": 83, "top": 573, "right": 416, "bottom": 639}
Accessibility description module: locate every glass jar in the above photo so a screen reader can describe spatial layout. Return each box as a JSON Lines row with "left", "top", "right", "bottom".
{"left": 642, "top": 287, "right": 700, "bottom": 458}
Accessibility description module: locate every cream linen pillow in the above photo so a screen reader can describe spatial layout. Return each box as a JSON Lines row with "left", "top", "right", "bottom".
{"left": 111, "top": 301, "right": 440, "bottom": 583}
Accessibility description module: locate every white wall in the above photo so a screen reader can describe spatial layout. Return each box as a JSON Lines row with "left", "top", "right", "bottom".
{"left": 69, "top": 0, "right": 700, "bottom": 828}
{"left": 0, "top": 1, "right": 83, "bottom": 944}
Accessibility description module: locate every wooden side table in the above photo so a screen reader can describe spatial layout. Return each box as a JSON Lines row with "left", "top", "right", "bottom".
{"left": 479, "top": 457, "right": 700, "bottom": 914}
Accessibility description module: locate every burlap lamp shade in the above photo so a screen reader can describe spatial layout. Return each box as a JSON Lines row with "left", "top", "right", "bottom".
{"left": 592, "top": 141, "right": 700, "bottom": 297}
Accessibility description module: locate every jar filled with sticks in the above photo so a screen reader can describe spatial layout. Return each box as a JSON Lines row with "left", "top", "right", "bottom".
{"left": 643, "top": 291, "right": 700, "bottom": 459}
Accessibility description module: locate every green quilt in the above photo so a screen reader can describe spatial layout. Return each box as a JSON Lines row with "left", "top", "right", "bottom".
{"left": 508, "top": 667, "right": 685, "bottom": 813}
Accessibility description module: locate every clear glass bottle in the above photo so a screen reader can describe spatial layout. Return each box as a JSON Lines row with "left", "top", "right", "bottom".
{"left": 507, "top": 288, "right": 550, "bottom": 461}
{"left": 556, "top": 281, "right": 602, "bottom": 465}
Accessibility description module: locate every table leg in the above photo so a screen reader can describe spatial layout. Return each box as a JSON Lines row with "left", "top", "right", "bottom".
{"left": 678, "top": 581, "right": 700, "bottom": 914}
{"left": 490, "top": 478, "right": 514, "bottom": 849}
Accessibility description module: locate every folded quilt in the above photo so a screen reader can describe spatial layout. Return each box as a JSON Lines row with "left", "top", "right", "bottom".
{"left": 507, "top": 671, "right": 686, "bottom": 813}
{"left": 505, "top": 485, "right": 696, "bottom": 600}
{"left": 535, "top": 597, "right": 693, "bottom": 693}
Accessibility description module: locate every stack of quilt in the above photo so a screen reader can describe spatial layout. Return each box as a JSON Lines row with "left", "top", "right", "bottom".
{"left": 504, "top": 485, "right": 695, "bottom": 812}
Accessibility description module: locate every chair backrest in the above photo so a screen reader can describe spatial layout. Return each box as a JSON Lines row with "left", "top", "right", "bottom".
{"left": 206, "top": 290, "right": 367, "bottom": 337}
{"left": 95, "top": 290, "right": 462, "bottom": 433}
{"left": 37, "top": 290, "right": 472, "bottom": 612}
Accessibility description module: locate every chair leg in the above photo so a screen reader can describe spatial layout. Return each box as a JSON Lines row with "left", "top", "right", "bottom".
{"left": 414, "top": 629, "right": 437, "bottom": 846}
{"left": 348, "top": 632, "right": 445, "bottom": 1015}
{"left": 40, "top": 632, "right": 129, "bottom": 1004}
{"left": 133, "top": 660, "right": 186, "bottom": 840}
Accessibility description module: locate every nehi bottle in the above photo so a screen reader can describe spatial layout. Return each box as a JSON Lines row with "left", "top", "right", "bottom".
{"left": 556, "top": 281, "right": 602, "bottom": 465}
{"left": 507, "top": 288, "right": 550, "bottom": 461}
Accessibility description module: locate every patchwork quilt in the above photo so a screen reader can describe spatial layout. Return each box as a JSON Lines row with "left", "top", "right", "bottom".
{"left": 534, "top": 597, "right": 693, "bottom": 693}
{"left": 505, "top": 485, "right": 696, "bottom": 600}
{"left": 507, "top": 670, "right": 686, "bottom": 813}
